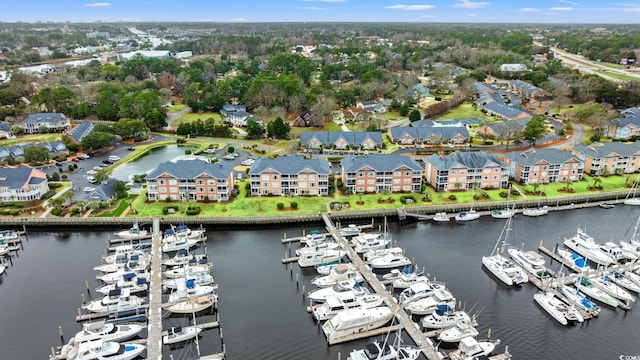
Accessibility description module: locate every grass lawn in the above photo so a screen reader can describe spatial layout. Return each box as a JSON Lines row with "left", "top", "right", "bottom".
{"left": 0, "top": 133, "right": 61, "bottom": 146}
{"left": 593, "top": 70, "right": 640, "bottom": 82}
{"left": 173, "top": 112, "right": 224, "bottom": 128}
{"left": 167, "top": 103, "right": 186, "bottom": 112}
{"left": 97, "top": 195, "right": 139, "bottom": 217}
{"left": 435, "top": 103, "right": 494, "bottom": 122}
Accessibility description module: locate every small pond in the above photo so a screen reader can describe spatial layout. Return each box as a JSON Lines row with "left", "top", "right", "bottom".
{"left": 111, "top": 145, "right": 197, "bottom": 181}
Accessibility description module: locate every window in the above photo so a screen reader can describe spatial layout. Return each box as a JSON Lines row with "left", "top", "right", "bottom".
{"left": 272, "top": 175, "right": 279, "bottom": 180}
{"left": 310, "top": 175, "right": 316, "bottom": 180}
{"left": 299, "top": 175, "right": 307, "bottom": 180}
{"left": 197, "top": 179, "right": 204, "bottom": 185}
{"left": 198, "top": 187, "right": 204, "bottom": 192}
{"left": 208, "top": 179, "right": 215, "bottom": 185}
{"left": 158, "top": 179, "right": 166, "bottom": 185}
{"left": 169, "top": 179, "right": 177, "bottom": 185}
{"left": 261, "top": 174, "right": 269, "bottom": 180}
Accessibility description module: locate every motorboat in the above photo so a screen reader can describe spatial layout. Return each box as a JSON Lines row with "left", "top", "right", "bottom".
{"left": 72, "top": 320, "right": 144, "bottom": 345}
{"left": 168, "top": 280, "right": 216, "bottom": 303}
{"left": 312, "top": 293, "right": 387, "bottom": 321}
{"left": 162, "top": 233, "right": 199, "bottom": 253}
{"left": 455, "top": 209, "right": 480, "bottom": 222}
{"left": 162, "top": 272, "right": 215, "bottom": 291}
{"left": 364, "top": 247, "right": 404, "bottom": 261}
{"left": 163, "top": 294, "right": 217, "bottom": 314}
{"left": 563, "top": 228, "right": 615, "bottom": 266}
{"left": 591, "top": 276, "right": 635, "bottom": 303}
{"left": 66, "top": 339, "right": 145, "bottom": 360}
{"left": 102, "top": 244, "right": 149, "bottom": 264}
{"left": 312, "top": 264, "right": 364, "bottom": 288}
{"left": 534, "top": 291, "right": 583, "bottom": 326}
{"left": 432, "top": 212, "right": 450, "bottom": 222}
{"left": 522, "top": 205, "right": 549, "bottom": 217}
{"left": 95, "top": 254, "right": 149, "bottom": 274}
{"left": 448, "top": 336, "right": 500, "bottom": 360}
{"left": 559, "top": 285, "right": 601, "bottom": 316}
{"left": 171, "top": 224, "right": 206, "bottom": 239}
{"left": 383, "top": 268, "right": 429, "bottom": 289}
{"left": 163, "top": 326, "right": 203, "bottom": 345}
{"left": 98, "top": 269, "right": 148, "bottom": 285}
{"left": 575, "top": 277, "right": 619, "bottom": 307}
{"left": 113, "top": 221, "right": 148, "bottom": 240}
{"left": 350, "top": 233, "right": 388, "bottom": 253}
{"left": 368, "top": 251, "right": 412, "bottom": 269}
{"left": 308, "top": 280, "right": 369, "bottom": 303}
{"left": 437, "top": 321, "right": 479, "bottom": 343}
{"left": 301, "top": 230, "right": 325, "bottom": 245}
{"left": 346, "top": 340, "right": 421, "bottom": 360}
{"left": 404, "top": 288, "right": 457, "bottom": 316}
{"left": 296, "top": 238, "right": 341, "bottom": 256}
{"left": 398, "top": 281, "right": 448, "bottom": 305}
{"left": 163, "top": 263, "right": 211, "bottom": 279}
{"left": 611, "top": 271, "right": 640, "bottom": 294}
{"left": 621, "top": 270, "right": 640, "bottom": 287}
{"left": 482, "top": 217, "right": 528, "bottom": 286}
{"left": 599, "top": 202, "right": 616, "bottom": 209}
{"left": 297, "top": 247, "right": 347, "bottom": 268}
{"left": 82, "top": 289, "right": 145, "bottom": 314}
{"left": 163, "top": 250, "right": 207, "bottom": 267}
{"left": 340, "top": 224, "right": 362, "bottom": 237}
{"left": 321, "top": 306, "right": 394, "bottom": 342}
{"left": 491, "top": 207, "right": 514, "bottom": 219}
{"left": 421, "top": 305, "right": 471, "bottom": 330}
{"left": 507, "top": 248, "right": 550, "bottom": 279}
{"left": 316, "top": 262, "right": 347, "bottom": 276}
{"left": 556, "top": 249, "right": 592, "bottom": 272}
{"left": 0, "top": 229, "right": 19, "bottom": 242}
{"left": 600, "top": 242, "right": 637, "bottom": 263}
{"left": 96, "top": 273, "right": 148, "bottom": 295}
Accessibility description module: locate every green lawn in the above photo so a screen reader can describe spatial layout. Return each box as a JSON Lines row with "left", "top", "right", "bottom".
{"left": 173, "top": 112, "right": 224, "bottom": 128}
{"left": 167, "top": 103, "right": 186, "bottom": 112}
{"left": 593, "top": 70, "right": 640, "bottom": 82}
{"left": 0, "top": 133, "right": 61, "bottom": 146}
{"left": 97, "top": 195, "right": 139, "bottom": 217}
{"left": 435, "top": 103, "right": 494, "bottom": 122}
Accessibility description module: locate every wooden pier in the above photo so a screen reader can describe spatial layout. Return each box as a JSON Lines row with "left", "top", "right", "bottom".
{"left": 319, "top": 214, "right": 445, "bottom": 359}
{"left": 146, "top": 218, "right": 163, "bottom": 360}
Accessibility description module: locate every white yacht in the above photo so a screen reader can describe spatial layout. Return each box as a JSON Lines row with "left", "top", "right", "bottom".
{"left": 398, "top": 281, "right": 448, "bottom": 305}
{"left": 322, "top": 306, "right": 394, "bottom": 343}
{"left": 68, "top": 339, "right": 145, "bottom": 360}
{"left": 113, "top": 221, "right": 148, "bottom": 239}
{"left": 96, "top": 273, "right": 148, "bottom": 295}
{"left": 82, "top": 289, "right": 145, "bottom": 314}
{"left": 340, "top": 224, "right": 362, "bottom": 237}
{"left": 364, "top": 247, "right": 404, "bottom": 261}
{"left": 163, "top": 326, "right": 202, "bottom": 345}
{"left": 312, "top": 293, "right": 386, "bottom": 321}
{"left": 556, "top": 249, "right": 592, "bottom": 272}
{"left": 72, "top": 321, "right": 144, "bottom": 345}
{"left": 455, "top": 209, "right": 480, "bottom": 222}
{"left": 312, "top": 264, "right": 364, "bottom": 288}
{"left": 432, "top": 212, "right": 450, "bottom": 222}
{"left": 346, "top": 340, "right": 421, "bottom": 360}
{"left": 369, "top": 251, "right": 412, "bottom": 269}
{"left": 559, "top": 285, "right": 601, "bottom": 316}
{"left": 522, "top": 205, "right": 549, "bottom": 217}
{"left": 575, "top": 277, "right": 619, "bottom": 307}
{"left": 600, "top": 242, "right": 637, "bottom": 263}
{"left": 437, "top": 321, "right": 479, "bottom": 343}
{"left": 563, "top": 228, "right": 615, "bottom": 266}
{"left": 610, "top": 271, "right": 640, "bottom": 294}
{"left": 168, "top": 281, "right": 216, "bottom": 303}
{"left": 507, "top": 248, "right": 550, "bottom": 279}
{"left": 482, "top": 217, "right": 529, "bottom": 286}
{"left": 163, "top": 294, "right": 217, "bottom": 314}
{"left": 534, "top": 291, "right": 583, "bottom": 326}
{"left": 448, "top": 337, "right": 500, "bottom": 360}
{"left": 404, "top": 288, "right": 457, "bottom": 316}
{"left": 308, "top": 280, "right": 369, "bottom": 303}
{"left": 163, "top": 250, "right": 207, "bottom": 267}
{"left": 591, "top": 276, "right": 635, "bottom": 303}
{"left": 383, "top": 269, "right": 429, "bottom": 289}
{"left": 162, "top": 272, "right": 214, "bottom": 291}
{"left": 421, "top": 305, "right": 471, "bottom": 329}
{"left": 297, "top": 247, "right": 347, "bottom": 268}
{"left": 351, "top": 233, "right": 390, "bottom": 254}
{"left": 163, "top": 263, "right": 211, "bottom": 279}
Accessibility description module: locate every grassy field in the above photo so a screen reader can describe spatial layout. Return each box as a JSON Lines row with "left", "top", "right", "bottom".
{"left": 173, "top": 112, "right": 224, "bottom": 128}
{"left": 167, "top": 103, "right": 186, "bottom": 112}
{"left": 0, "top": 133, "right": 61, "bottom": 146}
{"left": 435, "top": 103, "right": 494, "bottom": 122}
{"left": 593, "top": 70, "right": 640, "bottom": 82}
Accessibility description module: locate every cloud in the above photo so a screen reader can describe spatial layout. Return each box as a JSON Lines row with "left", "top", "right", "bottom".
{"left": 468, "top": 13, "right": 478, "bottom": 16}
{"left": 229, "top": 17, "right": 248, "bottom": 22}
{"left": 624, "top": 7, "right": 640, "bottom": 12}
{"left": 557, "top": 0, "right": 580, "bottom": 5}
{"left": 451, "top": 0, "right": 490, "bottom": 9}
{"left": 296, "top": 6, "right": 326, "bottom": 10}
{"left": 550, "top": 7, "right": 573, "bottom": 10}
{"left": 82, "top": 2, "right": 111, "bottom": 7}
{"left": 385, "top": 4, "right": 436, "bottom": 10}
{"left": 519, "top": 8, "right": 539, "bottom": 12}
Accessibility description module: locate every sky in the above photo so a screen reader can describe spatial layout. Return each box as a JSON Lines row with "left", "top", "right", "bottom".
{"left": 2, "top": 0, "right": 640, "bottom": 24}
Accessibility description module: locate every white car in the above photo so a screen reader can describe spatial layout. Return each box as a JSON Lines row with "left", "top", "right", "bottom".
{"left": 87, "top": 176, "right": 97, "bottom": 184}
{"left": 87, "top": 170, "right": 97, "bottom": 175}
{"left": 223, "top": 154, "right": 235, "bottom": 160}
{"left": 83, "top": 187, "right": 95, "bottom": 192}
{"left": 241, "top": 159, "right": 255, "bottom": 166}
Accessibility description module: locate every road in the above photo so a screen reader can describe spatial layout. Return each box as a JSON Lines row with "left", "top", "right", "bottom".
{"left": 544, "top": 44, "right": 640, "bottom": 83}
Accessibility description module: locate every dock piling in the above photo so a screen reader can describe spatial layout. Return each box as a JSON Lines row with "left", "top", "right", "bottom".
{"left": 85, "top": 280, "right": 90, "bottom": 293}
{"left": 58, "top": 325, "right": 64, "bottom": 342}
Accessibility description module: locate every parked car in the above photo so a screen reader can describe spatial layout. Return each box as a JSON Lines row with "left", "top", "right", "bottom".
{"left": 71, "top": 158, "right": 80, "bottom": 162}
{"left": 102, "top": 160, "right": 112, "bottom": 165}
{"left": 87, "top": 176, "right": 97, "bottom": 184}
{"left": 223, "top": 154, "right": 235, "bottom": 160}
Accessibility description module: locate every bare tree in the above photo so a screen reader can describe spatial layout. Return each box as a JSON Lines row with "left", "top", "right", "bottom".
{"left": 310, "top": 95, "right": 336, "bottom": 126}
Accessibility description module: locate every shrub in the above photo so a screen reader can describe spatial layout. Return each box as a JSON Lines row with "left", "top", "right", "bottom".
{"left": 185, "top": 206, "right": 201, "bottom": 215}
{"left": 290, "top": 201, "right": 298, "bottom": 209}
{"left": 162, "top": 205, "right": 179, "bottom": 214}
{"left": 203, "top": 197, "right": 210, "bottom": 203}
{"left": 400, "top": 195, "right": 416, "bottom": 204}
{"left": 185, "top": 149, "right": 192, "bottom": 155}
{"left": 499, "top": 190, "right": 509, "bottom": 198}
{"left": 48, "top": 183, "right": 63, "bottom": 189}
{"left": 277, "top": 202, "right": 284, "bottom": 209}
{"left": 448, "top": 194, "right": 457, "bottom": 201}
{"left": 49, "top": 172, "right": 60, "bottom": 181}
{"left": 50, "top": 208, "right": 64, "bottom": 216}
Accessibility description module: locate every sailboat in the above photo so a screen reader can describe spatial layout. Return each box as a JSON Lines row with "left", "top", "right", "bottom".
{"left": 455, "top": 186, "right": 480, "bottom": 222}
{"left": 523, "top": 184, "right": 549, "bottom": 217}
{"left": 481, "top": 215, "right": 529, "bottom": 286}
{"left": 624, "top": 176, "right": 640, "bottom": 205}
{"left": 491, "top": 186, "right": 515, "bottom": 219}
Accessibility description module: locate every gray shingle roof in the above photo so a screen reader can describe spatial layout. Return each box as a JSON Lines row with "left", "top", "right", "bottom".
{"left": 340, "top": 154, "right": 422, "bottom": 172}
{"left": 0, "top": 122, "right": 12, "bottom": 133}
{"left": 249, "top": 156, "right": 331, "bottom": 175}
{"left": 68, "top": 122, "right": 94, "bottom": 143}
{"left": 145, "top": 158, "right": 234, "bottom": 180}
{"left": 425, "top": 151, "right": 507, "bottom": 170}
{"left": 0, "top": 165, "right": 37, "bottom": 189}
{"left": 502, "top": 148, "right": 578, "bottom": 165}
{"left": 573, "top": 142, "right": 640, "bottom": 158}
{"left": 300, "top": 131, "right": 383, "bottom": 146}
{"left": 390, "top": 127, "right": 470, "bottom": 141}
{"left": 23, "top": 112, "right": 66, "bottom": 125}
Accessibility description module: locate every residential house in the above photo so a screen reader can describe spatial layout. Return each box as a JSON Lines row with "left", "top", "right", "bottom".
{"left": 508, "top": 80, "right": 552, "bottom": 100}
{"left": 0, "top": 166, "right": 49, "bottom": 202}
{"left": 388, "top": 121, "right": 470, "bottom": 145}
{"left": 340, "top": 154, "right": 423, "bottom": 194}
{"left": 220, "top": 103, "right": 247, "bottom": 117}
{"left": 500, "top": 148, "right": 584, "bottom": 185}
{"left": 356, "top": 100, "right": 387, "bottom": 113}
{"left": 571, "top": 142, "right": 640, "bottom": 175}
{"left": 413, "top": 84, "right": 430, "bottom": 98}
{"left": 474, "top": 83, "right": 532, "bottom": 122}
{"left": 145, "top": 158, "right": 234, "bottom": 202}
{"left": 0, "top": 122, "right": 15, "bottom": 139}
{"left": 219, "top": 103, "right": 261, "bottom": 127}
{"left": 82, "top": 178, "right": 118, "bottom": 202}
{"left": 66, "top": 121, "right": 94, "bottom": 144}
{"left": 293, "top": 111, "right": 316, "bottom": 127}
{"left": 475, "top": 119, "right": 528, "bottom": 140}
{"left": 249, "top": 156, "right": 330, "bottom": 196}
{"left": 300, "top": 131, "right": 383, "bottom": 151}
{"left": 607, "top": 107, "right": 640, "bottom": 139}
{"left": 20, "top": 113, "right": 71, "bottom": 134}
{"left": 499, "top": 64, "right": 527, "bottom": 73}
{"left": 424, "top": 151, "right": 509, "bottom": 191}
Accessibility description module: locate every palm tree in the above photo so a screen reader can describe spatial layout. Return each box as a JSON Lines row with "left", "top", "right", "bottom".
{"left": 564, "top": 179, "right": 574, "bottom": 192}
{"left": 592, "top": 177, "right": 602, "bottom": 190}
{"left": 49, "top": 196, "right": 65, "bottom": 210}
{"left": 62, "top": 190, "right": 75, "bottom": 206}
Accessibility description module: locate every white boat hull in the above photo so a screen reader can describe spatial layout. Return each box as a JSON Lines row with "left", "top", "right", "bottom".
{"left": 321, "top": 306, "right": 394, "bottom": 342}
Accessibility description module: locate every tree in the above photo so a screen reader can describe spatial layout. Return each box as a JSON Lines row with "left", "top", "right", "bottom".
{"left": 62, "top": 190, "right": 75, "bottom": 206}
{"left": 310, "top": 95, "right": 336, "bottom": 126}
{"left": 24, "top": 146, "right": 49, "bottom": 163}
{"left": 49, "top": 196, "right": 65, "bottom": 211}
{"left": 81, "top": 132, "right": 116, "bottom": 151}
{"left": 267, "top": 117, "right": 291, "bottom": 139}
{"left": 592, "top": 176, "right": 602, "bottom": 189}
{"left": 522, "top": 114, "right": 547, "bottom": 146}
{"left": 94, "top": 168, "right": 112, "bottom": 184}
{"left": 408, "top": 109, "right": 422, "bottom": 122}
{"left": 245, "top": 119, "right": 265, "bottom": 139}
{"left": 399, "top": 103, "right": 409, "bottom": 117}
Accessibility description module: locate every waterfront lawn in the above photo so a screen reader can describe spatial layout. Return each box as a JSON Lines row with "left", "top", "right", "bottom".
{"left": 97, "top": 195, "right": 139, "bottom": 217}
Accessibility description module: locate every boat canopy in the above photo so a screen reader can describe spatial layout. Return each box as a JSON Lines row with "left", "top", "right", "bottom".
{"left": 165, "top": 229, "right": 175, "bottom": 235}
{"left": 175, "top": 225, "right": 189, "bottom": 232}
{"left": 435, "top": 304, "right": 454, "bottom": 315}
{"left": 402, "top": 267, "right": 413, "bottom": 275}
{"left": 136, "top": 277, "right": 147, "bottom": 285}
{"left": 108, "top": 288, "right": 123, "bottom": 297}
{"left": 186, "top": 279, "right": 195, "bottom": 288}
{"left": 122, "top": 272, "right": 136, "bottom": 281}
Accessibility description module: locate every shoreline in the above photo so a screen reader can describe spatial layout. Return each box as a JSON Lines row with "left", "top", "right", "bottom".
{"left": 0, "top": 189, "right": 631, "bottom": 228}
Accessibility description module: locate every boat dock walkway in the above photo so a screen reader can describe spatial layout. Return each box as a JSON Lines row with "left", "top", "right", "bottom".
{"left": 320, "top": 214, "right": 444, "bottom": 359}
{"left": 147, "top": 218, "right": 163, "bottom": 360}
